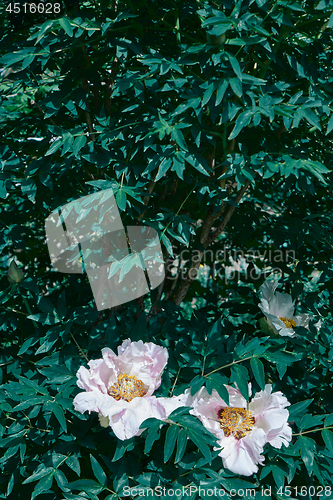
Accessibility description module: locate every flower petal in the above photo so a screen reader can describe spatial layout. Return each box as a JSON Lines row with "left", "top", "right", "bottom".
{"left": 103, "top": 396, "right": 166, "bottom": 440}
{"left": 265, "top": 313, "right": 296, "bottom": 337}
{"left": 249, "top": 385, "right": 292, "bottom": 449}
{"left": 269, "top": 291, "right": 295, "bottom": 318}
{"left": 73, "top": 390, "right": 108, "bottom": 414}
{"left": 76, "top": 361, "right": 111, "bottom": 394}
{"left": 217, "top": 429, "right": 266, "bottom": 476}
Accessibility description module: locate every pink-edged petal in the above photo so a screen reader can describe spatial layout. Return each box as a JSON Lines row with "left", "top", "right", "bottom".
{"left": 121, "top": 340, "right": 168, "bottom": 392}
{"left": 250, "top": 386, "right": 290, "bottom": 415}
{"left": 105, "top": 396, "right": 166, "bottom": 440}
{"left": 226, "top": 384, "right": 249, "bottom": 407}
{"left": 217, "top": 428, "right": 266, "bottom": 476}
{"left": 188, "top": 386, "right": 251, "bottom": 439}
{"left": 158, "top": 393, "right": 190, "bottom": 420}
{"left": 103, "top": 339, "right": 168, "bottom": 396}
{"left": 73, "top": 339, "right": 172, "bottom": 438}
{"left": 76, "top": 361, "right": 111, "bottom": 394}
{"left": 266, "top": 421, "right": 292, "bottom": 448}
{"left": 73, "top": 390, "right": 108, "bottom": 414}
{"left": 102, "top": 346, "right": 128, "bottom": 380}
{"left": 249, "top": 385, "right": 292, "bottom": 449}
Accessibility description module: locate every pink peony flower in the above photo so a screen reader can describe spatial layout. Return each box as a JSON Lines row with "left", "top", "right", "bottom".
{"left": 73, "top": 339, "right": 182, "bottom": 440}
{"left": 186, "top": 384, "right": 292, "bottom": 476}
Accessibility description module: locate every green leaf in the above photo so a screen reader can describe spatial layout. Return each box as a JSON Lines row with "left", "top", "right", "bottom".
{"left": 288, "top": 399, "right": 313, "bottom": 420}
{"left": 206, "top": 373, "right": 229, "bottom": 405}
{"left": 189, "top": 375, "right": 205, "bottom": 395}
{"left": 45, "top": 401, "right": 67, "bottom": 432}
{"left": 228, "top": 110, "right": 253, "bottom": 139}
{"left": 116, "top": 189, "right": 127, "bottom": 211}
{"left": 6, "top": 473, "right": 15, "bottom": 497}
{"left": 27, "top": 312, "right": 60, "bottom": 325}
{"left": 112, "top": 439, "right": 135, "bottom": 462}
{"left": 175, "top": 428, "right": 187, "bottom": 463}
{"left": 155, "top": 157, "right": 172, "bottom": 181}
{"left": 23, "top": 466, "right": 53, "bottom": 485}
{"left": 326, "top": 114, "right": 333, "bottom": 135}
{"left": 32, "top": 472, "right": 54, "bottom": 499}
{"left": 202, "top": 83, "right": 215, "bottom": 106}
{"left": 184, "top": 153, "right": 210, "bottom": 176}
{"left": 325, "top": 414, "right": 333, "bottom": 426}
{"left": 161, "top": 233, "right": 173, "bottom": 257}
{"left": 187, "top": 429, "right": 212, "bottom": 464}
{"left": 7, "top": 260, "right": 24, "bottom": 283}
{"left": 171, "top": 128, "right": 188, "bottom": 151}
{"left": 73, "top": 135, "right": 87, "bottom": 156}
{"left": 68, "top": 479, "right": 103, "bottom": 494}
{"left": 250, "top": 357, "right": 265, "bottom": 390}
{"left": 322, "top": 429, "right": 333, "bottom": 455}
{"left": 229, "top": 77, "right": 243, "bottom": 97}
{"left": 297, "top": 436, "right": 316, "bottom": 475}
{"left": 13, "top": 396, "right": 46, "bottom": 412}
{"left": 54, "top": 469, "right": 69, "bottom": 492}
{"left": 0, "top": 50, "right": 28, "bottom": 65}
{"left": 328, "top": 10, "right": 333, "bottom": 27}
{"left": 59, "top": 17, "right": 74, "bottom": 37}
{"left": 230, "top": 364, "right": 249, "bottom": 401}
{"left": 21, "top": 179, "right": 37, "bottom": 203}
{"left": 66, "top": 455, "right": 81, "bottom": 476}
{"left": 22, "top": 53, "right": 35, "bottom": 70}
{"left": 90, "top": 455, "right": 107, "bottom": 486}
{"left": 45, "top": 138, "right": 63, "bottom": 156}
{"left": 164, "top": 425, "right": 179, "bottom": 462}
{"left": 144, "top": 422, "right": 161, "bottom": 454}
{"left": 216, "top": 80, "right": 229, "bottom": 105}
{"left": 226, "top": 53, "right": 242, "bottom": 80}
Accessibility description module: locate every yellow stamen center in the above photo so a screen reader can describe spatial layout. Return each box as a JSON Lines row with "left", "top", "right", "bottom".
{"left": 218, "top": 407, "right": 255, "bottom": 440}
{"left": 279, "top": 316, "right": 296, "bottom": 329}
{"left": 108, "top": 373, "right": 147, "bottom": 402}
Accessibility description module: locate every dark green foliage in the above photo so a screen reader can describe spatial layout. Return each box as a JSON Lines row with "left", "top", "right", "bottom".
{"left": 1, "top": 0, "right": 333, "bottom": 498}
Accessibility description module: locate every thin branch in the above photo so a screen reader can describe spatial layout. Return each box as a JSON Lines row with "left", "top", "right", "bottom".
{"left": 164, "top": 257, "right": 181, "bottom": 301}
{"left": 70, "top": 332, "right": 89, "bottom": 362}
{"left": 82, "top": 78, "right": 96, "bottom": 141}
{"left": 206, "top": 179, "right": 250, "bottom": 246}
{"left": 169, "top": 367, "right": 181, "bottom": 396}
{"left": 30, "top": 100, "right": 57, "bottom": 126}
{"left": 146, "top": 279, "right": 165, "bottom": 322}
{"left": 138, "top": 179, "right": 157, "bottom": 221}
{"left": 204, "top": 355, "right": 254, "bottom": 377}
{"left": 293, "top": 425, "right": 333, "bottom": 437}
{"left": 172, "top": 180, "right": 250, "bottom": 305}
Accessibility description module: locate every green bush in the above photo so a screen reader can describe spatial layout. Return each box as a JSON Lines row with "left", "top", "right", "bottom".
{"left": 1, "top": 0, "right": 333, "bottom": 498}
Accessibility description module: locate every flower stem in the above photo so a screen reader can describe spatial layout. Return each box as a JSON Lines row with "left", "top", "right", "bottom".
{"left": 22, "top": 296, "right": 38, "bottom": 328}
{"left": 293, "top": 425, "right": 333, "bottom": 436}
{"left": 204, "top": 355, "right": 254, "bottom": 377}
{"left": 169, "top": 367, "right": 181, "bottom": 396}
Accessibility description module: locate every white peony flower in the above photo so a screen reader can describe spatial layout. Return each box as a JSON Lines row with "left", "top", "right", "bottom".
{"left": 258, "top": 279, "right": 310, "bottom": 337}
{"left": 73, "top": 339, "right": 184, "bottom": 440}
{"left": 185, "top": 384, "right": 292, "bottom": 476}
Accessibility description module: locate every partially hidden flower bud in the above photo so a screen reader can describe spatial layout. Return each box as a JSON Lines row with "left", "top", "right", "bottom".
{"left": 8, "top": 260, "right": 24, "bottom": 284}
